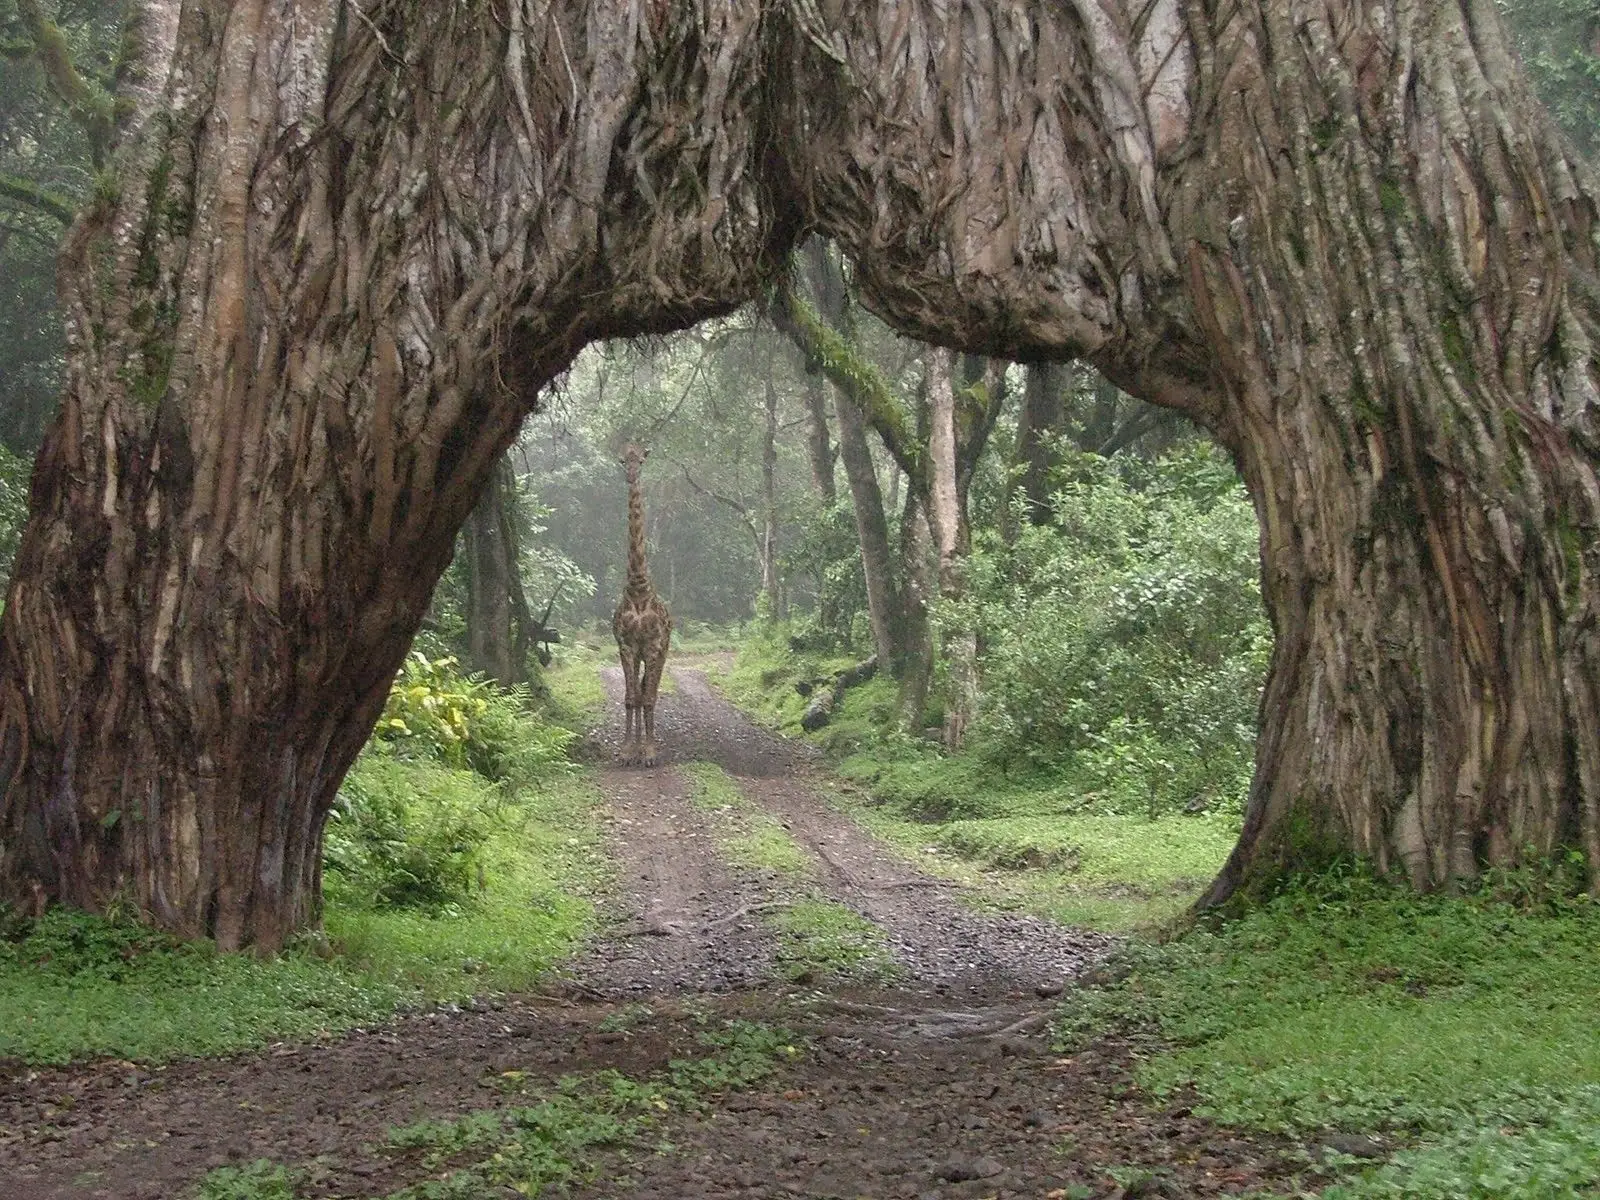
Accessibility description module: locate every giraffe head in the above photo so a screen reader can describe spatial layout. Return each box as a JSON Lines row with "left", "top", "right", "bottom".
{"left": 619, "top": 443, "right": 650, "bottom": 484}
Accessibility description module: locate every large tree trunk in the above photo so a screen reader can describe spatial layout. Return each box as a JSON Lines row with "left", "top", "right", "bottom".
{"left": 792, "top": 0, "right": 1600, "bottom": 900}
{"left": 0, "top": 0, "right": 784, "bottom": 948}
{"left": 3, "top": 0, "right": 1596, "bottom": 946}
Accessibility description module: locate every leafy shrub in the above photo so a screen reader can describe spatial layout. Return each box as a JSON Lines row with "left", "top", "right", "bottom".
{"left": 323, "top": 752, "right": 501, "bottom": 911}
{"left": 378, "top": 651, "right": 576, "bottom": 781}
{"left": 329, "top": 652, "right": 580, "bottom": 913}
{"left": 962, "top": 446, "right": 1269, "bottom": 815}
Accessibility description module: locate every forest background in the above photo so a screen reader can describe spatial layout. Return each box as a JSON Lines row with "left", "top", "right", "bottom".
{"left": 2, "top": 2, "right": 1600, "bottom": 1197}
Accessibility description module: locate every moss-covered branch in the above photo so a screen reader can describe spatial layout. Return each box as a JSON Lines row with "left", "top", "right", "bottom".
{"left": 15, "top": 0, "right": 115, "bottom": 166}
{"left": 0, "top": 172, "right": 76, "bottom": 225}
{"left": 768, "top": 276, "right": 923, "bottom": 485}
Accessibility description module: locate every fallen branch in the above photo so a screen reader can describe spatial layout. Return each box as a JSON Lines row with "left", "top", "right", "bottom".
{"left": 800, "top": 656, "right": 878, "bottom": 732}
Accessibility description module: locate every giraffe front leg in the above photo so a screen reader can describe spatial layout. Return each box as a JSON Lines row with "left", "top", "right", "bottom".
{"left": 618, "top": 648, "right": 640, "bottom": 765}
{"left": 640, "top": 654, "right": 668, "bottom": 767}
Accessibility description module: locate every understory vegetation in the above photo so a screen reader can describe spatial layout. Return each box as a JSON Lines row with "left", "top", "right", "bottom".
{"left": 0, "top": 653, "right": 606, "bottom": 1065}
{"left": 721, "top": 445, "right": 1264, "bottom": 933}
{"left": 1053, "top": 866, "right": 1600, "bottom": 1198}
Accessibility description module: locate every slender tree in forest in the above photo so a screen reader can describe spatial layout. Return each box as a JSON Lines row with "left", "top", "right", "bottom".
{"left": 462, "top": 454, "right": 540, "bottom": 686}
{"left": 1, "top": 0, "right": 1596, "bottom": 945}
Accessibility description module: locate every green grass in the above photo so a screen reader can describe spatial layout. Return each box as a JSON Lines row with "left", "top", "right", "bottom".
{"left": 324, "top": 768, "right": 607, "bottom": 997}
{"left": 0, "top": 910, "right": 406, "bottom": 1065}
{"left": 194, "top": 1160, "right": 298, "bottom": 1200}
{"left": 719, "top": 630, "right": 859, "bottom": 736}
{"left": 1054, "top": 866, "right": 1600, "bottom": 1197}
{"left": 831, "top": 787, "right": 1232, "bottom": 933}
{"left": 768, "top": 897, "right": 897, "bottom": 983}
{"left": 543, "top": 642, "right": 610, "bottom": 731}
{"left": 377, "top": 1020, "right": 799, "bottom": 1199}
{"left": 680, "top": 760, "right": 814, "bottom": 877}
{"left": 1, "top": 752, "right": 609, "bottom": 1065}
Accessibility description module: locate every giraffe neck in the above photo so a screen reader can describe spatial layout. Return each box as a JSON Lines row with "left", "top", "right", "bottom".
{"left": 626, "top": 473, "right": 653, "bottom": 598}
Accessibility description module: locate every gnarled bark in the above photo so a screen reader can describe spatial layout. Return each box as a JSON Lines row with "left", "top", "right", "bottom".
{"left": 3, "top": 0, "right": 1596, "bottom": 945}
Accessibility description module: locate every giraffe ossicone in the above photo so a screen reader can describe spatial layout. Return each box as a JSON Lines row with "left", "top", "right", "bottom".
{"left": 612, "top": 443, "right": 673, "bottom": 767}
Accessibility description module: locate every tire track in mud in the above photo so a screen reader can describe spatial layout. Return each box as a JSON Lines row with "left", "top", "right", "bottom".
{"left": 578, "top": 665, "right": 1113, "bottom": 999}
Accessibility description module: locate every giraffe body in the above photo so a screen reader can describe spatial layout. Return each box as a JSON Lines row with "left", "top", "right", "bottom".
{"left": 613, "top": 445, "right": 672, "bottom": 766}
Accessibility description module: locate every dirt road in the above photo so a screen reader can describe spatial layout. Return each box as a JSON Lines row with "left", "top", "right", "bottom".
{"left": 2, "top": 666, "right": 1291, "bottom": 1199}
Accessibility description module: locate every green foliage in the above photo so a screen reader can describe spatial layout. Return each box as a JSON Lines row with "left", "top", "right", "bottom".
{"left": 1323, "top": 1089, "right": 1600, "bottom": 1199}
{"left": 782, "top": 497, "right": 870, "bottom": 651}
{"left": 377, "top": 651, "right": 574, "bottom": 781}
{"left": 1499, "top": 0, "right": 1600, "bottom": 158}
{"left": 1053, "top": 866, "right": 1600, "bottom": 1195}
{"left": 0, "top": 906, "right": 404, "bottom": 1064}
{"left": 326, "top": 652, "right": 584, "bottom": 913}
{"left": 193, "top": 1160, "right": 299, "bottom": 1200}
{"left": 0, "top": 422, "right": 31, "bottom": 586}
{"left": 725, "top": 607, "right": 1242, "bottom": 932}
{"left": 721, "top": 620, "right": 861, "bottom": 737}
{"left": 0, "top": 0, "right": 130, "bottom": 453}
{"left": 322, "top": 765, "right": 603, "bottom": 998}
{"left": 322, "top": 750, "right": 500, "bottom": 911}
{"left": 381, "top": 1021, "right": 799, "bottom": 1198}
{"left": 964, "top": 446, "right": 1269, "bottom": 817}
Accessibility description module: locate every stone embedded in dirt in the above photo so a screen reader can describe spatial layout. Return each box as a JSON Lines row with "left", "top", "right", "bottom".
{"left": 937, "top": 1155, "right": 1004, "bottom": 1182}
{"left": 1318, "top": 1132, "right": 1386, "bottom": 1159}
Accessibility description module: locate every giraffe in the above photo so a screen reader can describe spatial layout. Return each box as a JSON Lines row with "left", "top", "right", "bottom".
{"left": 612, "top": 444, "right": 673, "bottom": 766}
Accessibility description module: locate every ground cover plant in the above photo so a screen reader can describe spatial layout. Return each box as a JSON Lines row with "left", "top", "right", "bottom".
{"left": 1053, "top": 865, "right": 1600, "bottom": 1197}
{"left": 0, "top": 655, "right": 605, "bottom": 1065}
{"left": 720, "top": 661, "right": 1242, "bottom": 932}
{"left": 190, "top": 1020, "right": 801, "bottom": 1200}
{"left": 768, "top": 897, "right": 898, "bottom": 984}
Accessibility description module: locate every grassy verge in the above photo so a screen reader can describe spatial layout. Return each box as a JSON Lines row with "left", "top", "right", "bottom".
{"left": 1055, "top": 866, "right": 1600, "bottom": 1198}
{"left": 196, "top": 1020, "right": 801, "bottom": 1200}
{"left": 321, "top": 758, "right": 606, "bottom": 998}
{"left": 680, "top": 760, "right": 813, "bottom": 878}
{"left": 542, "top": 639, "right": 611, "bottom": 731}
{"left": 1, "top": 684, "right": 609, "bottom": 1066}
{"left": 713, "top": 631, "right": 1234, "bottom": 933}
